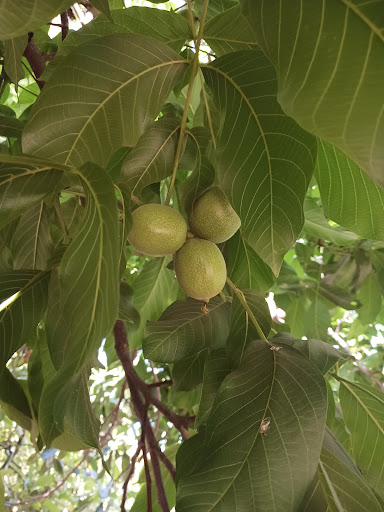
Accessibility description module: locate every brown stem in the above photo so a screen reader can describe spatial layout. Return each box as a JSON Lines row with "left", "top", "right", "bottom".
{"left": 148, "top": 380, "right": 173, "bottom": 388}
{"left": 142, "top": 440, "right": 153, "bottom": 512}
{"left": 114, "top": 321, "right": 170, "bottom": 512}
{"left": 60, "top": 12, "right": 69, "bottom": 41}
{"left": 121, "top": 442, "right": 142, "bottom": 512}
{"left": 23, "top": 39, "right": 45, "bottom": 89}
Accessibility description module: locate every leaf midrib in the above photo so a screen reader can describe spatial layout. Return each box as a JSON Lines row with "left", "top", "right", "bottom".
{"left": 206, "top": 350, "right": 277, "bottom": 511}
{"left": 64, "top": 59, "right": 188, "bottom": 165}
{"left": 202, "top": 63, "right": 275, "bottom": 264}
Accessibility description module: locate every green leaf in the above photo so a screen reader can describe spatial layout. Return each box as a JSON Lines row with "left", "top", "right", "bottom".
{"left": 0, "top": 113, "right": 24, "bottom": 139}
{"left": 172, "top": 351, "right": 208, "bottom": 392}
{"left": 317, "top": 446, "right": 382, "bottom": 512}
{"left": 0, "top": 154, "right": 62, "bottom": 230}
{"left": 204, "top": 5, "right": 257, "bottom": 56}
{"left": 241, "top": 0, "right": 384, "bottom": 186}
{"left": 120, "top": 117, "right": 180, "bottom": 195}
{"left": 195, "top": 349, "right": 231, "bottom": 428}
{"left": 11, "top": 202, "right": 53, "bottom": 270}
{"left": 129, "top": 257, "right": 179, "bottom": 348}
{"left": 358, "top": 273, "right": 382, "bottom": 324}
{"left": 316, "top": 140, "right": 384, "bottom": 241}
{"left": 22, "top": 34, "right": 188, "bottom": 168}
{"left": 45, "top": 162, "right": 119, "bottom": 372}
{"left": 179, "top": 127, "right": 215, "bottom": 214}
{"left": 227, "top": 289, "right": 271, "bottom": 368}
{"left": 176, "top": 341, "right": 327, "bottom": 511}
{"left": 41, "top": 7, "right": 191, "bottom": 81}
{"left": 0, "top": 367, "right": 32, "bottom": 430}
{"left": 304, "top": 289, "right": 331, "bottom": 340}
{"left": 303, "top": 196, "right": 359, "bottom": 246}
{"left": 272, "top": 333, "right": 349, "bottom": 375}
{"left": 0, "top": 0, "right": 71, "bottom": 40}
{"left": 281, "top": 293, "right": 308, "bottom": 339}
{"left": 203, "top": 50, "right": 317, "bottom": 275}
{"left": 225, "top": 231, "right": 274, "bottom": 292}
{"left": 0, "top": 270, "right": 49, "bottom": 373}
{"left": 143, "top": 297, "right": 230, "bottom": 363}
{"left": 3, "top": 36, "right": 28, "bottom": 89}
{"left": 339, "top": 379, "right": 384, "bottom": 498}
{"left": 91, "top": 0, "right": 112, "bottom": 21}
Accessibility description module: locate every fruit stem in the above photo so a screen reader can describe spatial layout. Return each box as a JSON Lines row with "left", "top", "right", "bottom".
{"left": 226, "top": 277, "right": 270, "bottom": 345}
{"left": 164, "top": 0, "right": 210, "bottom": 207}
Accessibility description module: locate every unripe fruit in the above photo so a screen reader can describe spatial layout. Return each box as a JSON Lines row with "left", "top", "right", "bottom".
{"left": 188, "top": 187, "right": 241, "bottom": 243}
{"left": 175, "top": 238, "right": 227, "bottom": 301}
{"left": 128, "top": 204, "right": 187, "bottom": 257}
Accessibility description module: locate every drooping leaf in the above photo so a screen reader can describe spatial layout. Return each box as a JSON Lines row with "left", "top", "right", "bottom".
{"left": 339, "top": 379, "right": 384, "bottom": 498}
{"left": 176, "top": 341, "right": 327, "bottom": 511}
{"left": 317, "top": 446, "right": 382, "bottom": 512}
{"left": 45, "top": 162, "right": 119, "bottom": 373}
{"left": 41, "top": 7, "right": 192, "bottom": 81}
{"left": 227, "top": 289, "right": 271, "bottom": 368}
{"left": 225, "top": 231, "right": 274, "bottom": 292}
{"left": 204, "top": 5, "right": 257, "bottom": 56}
{"left": 357, "top": 273, "right": 382, "bottom": 325}
{"left": 0, "top": 0, "right": 72, "bottom": 40}
{"left": 304, "top": 289, "right": 331, "bottom": 340}
{"left": 303, "top": 196, "right": 359, "bottom": 246}
{"left": 281, "top": 292, "right": 307, "bottom": 339}
{"left": 11, "top": 202, "right": 53, "bottom": 270}
{"left": 143, "top": 297, "right": 230, "bottom": 363}
{"left": 0, "top": 154, "right": 62, "bottom": 230}
{"left": 316, "top": 140, "right": 384, "bottom": 241}
{"left": 3, "top": 36, "right": 28, "bottom": 89}
{"left": 22, "top": 34, "right": 188, "bottom": 168}
{"left": 129, "top": 258, "right": 179, "bottom": 348}
{"left": 272, "top": 333, "right": 349, "bottom": 375}
{"left": 118, "top": 281, "right": 140, "bottom": 332}
{"left": 203, "top": 50, "right": 317, "bottom": 274}
{"left": 120, "top": 117, "right": 180, "bottom": 196}
{"left": 241, "top": 0, "right": 384, "bottom": 186}
{"left": 0, "top": 270, "right": 49, "bottom": 373}
{"left": 0, "top": 367, "right": 33, "bottom": 430}
{"left": 0, "top": 113, "right": 24, "bottom": 139}
{"left": 195, "top": 349, "right": 231, "bottom": 428}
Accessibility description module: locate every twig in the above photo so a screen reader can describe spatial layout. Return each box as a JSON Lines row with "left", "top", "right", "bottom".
{"left": 100, "top": 379, "right": 127, "bottom": 446}
{"left": 114, "top": 321, "right": 170, "bottom": 512}
{"left": 12, "top": 450, "right": 90, "bottom": 506}
{"left": 148, "top": 380, "right": 173, "bottom": 388}
{"left": 155, "top": 446, "right": 176, "bottom": 483}
{"left": 164, "top": 0, "right": 210, "bottom": 206}
{"left": 60, "top": 12, "right": 69, "bottom": 41}
{"left": 121, "top": 442, "right": 142, "bottom": 511}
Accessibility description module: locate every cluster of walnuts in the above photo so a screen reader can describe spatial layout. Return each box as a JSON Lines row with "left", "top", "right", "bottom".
{"left": 127, "top": 187, "right": 241, "bottom": 302}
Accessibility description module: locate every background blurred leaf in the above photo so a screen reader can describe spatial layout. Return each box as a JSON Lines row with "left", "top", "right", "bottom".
{"left": 3, "top": 36, "right": 28, "bottom": 89}
{"left": 316, "top": 140, "right": 384, "bottom": 241}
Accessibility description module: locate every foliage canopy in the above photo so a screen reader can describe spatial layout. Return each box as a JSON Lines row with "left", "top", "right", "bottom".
{"left": 0, "top": 1, "right": 384, "bottom": 511}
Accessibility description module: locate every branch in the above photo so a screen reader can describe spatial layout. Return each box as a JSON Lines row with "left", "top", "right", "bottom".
{"left": 114, "top": 320, "right": 170, "bottom": 512}
{"left": 60, "top": 12, "right": 69, "bottom": 41}
{"left": 121, "top": 442, "right": 142, "bottom": 512}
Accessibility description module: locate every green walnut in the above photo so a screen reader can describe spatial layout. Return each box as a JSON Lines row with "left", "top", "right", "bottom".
{"left": 175, "top": 238, "right": 227, "bottom": 301}
{"left": 128, "top": 204, "right": 187, "bottom": 257}
{"left": 188, "top": 187, "right": 241, "bottom": 243}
